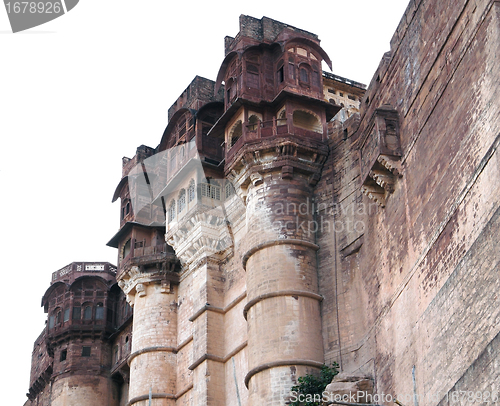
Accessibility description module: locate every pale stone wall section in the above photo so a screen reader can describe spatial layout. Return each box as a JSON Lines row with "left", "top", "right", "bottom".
{"left": 51, "top": 376, "right": 119, "bottom": 406}
{"left": 129, "top": 282, "right": 177, "bottom": 405}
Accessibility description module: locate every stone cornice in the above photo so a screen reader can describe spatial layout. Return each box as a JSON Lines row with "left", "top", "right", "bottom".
{"left": 166, "top": 205, "right": 235, "bottom": 274}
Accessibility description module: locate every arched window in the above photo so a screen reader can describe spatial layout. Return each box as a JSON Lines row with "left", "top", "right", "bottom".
{"left": 122, "top": 239, "right": 131, "bottom": 260}
{"left": 56, "top": 310, "right": 62, "bottom": 325}
{"left": 49, "top": 314, "right": 55, "bottom": 329}
{"left": 277, "top": 109, "right": 287, "bottom": 126}
{"left": 72, "top": 302, "right": 81, "bottom": 320}
{"left": 248, "top": 115, "right": 259, "bottom": 131}
{"left": 188, "top": 180, "right": 195, "bottom": 203}
{"left": 95, "top": 303, "right": 104, "bottom": 320}
{"left": 247, "top": 64, "right": 260, "bottom": 89}
{"left": 168, "top": 200, "right": 176, "bottom": 223}
{"left": 292, "top": 110, "right": 322, "bottom": 133}
{"left": 312, "top": 69, "right": 320, "bottom": 87}
{"left": 299, "top": 67, "right": 309, "bottom": 84}
{"left": 178, "top": 189, "right": 186, "bottom": 213}
{"left": 226, "top": 77, "right": 236, "bottom": 105}
{"left": 83, "top": 305, "right": 92, "bottom": 320}
{"left": 125, "top": 335, "right": 130, "bottom": 352}
{"left": 276, "top": 60, "right": 284, "bottom": 83}
{"left": 288, "top": 60, "right": 295, "bottom": 80}
{"left": 229, "top": 120, "right": 242, "bottom": 148}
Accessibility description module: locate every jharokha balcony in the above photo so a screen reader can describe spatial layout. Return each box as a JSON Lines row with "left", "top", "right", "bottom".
{"left": 225, "top": 111, "right": 326, "bottom": 163}
{"left": 119, "top": 241, "right": 170, "bottom": 274}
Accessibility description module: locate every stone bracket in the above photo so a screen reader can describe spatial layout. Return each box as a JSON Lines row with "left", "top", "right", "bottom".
{"left": 359, "top": 105, "right": 403, "bottom": 207}
{"left": 225, "top": 137, "right": 329, "bottom": 204}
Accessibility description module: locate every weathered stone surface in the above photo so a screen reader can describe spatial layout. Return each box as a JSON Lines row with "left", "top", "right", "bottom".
{"left": 24, "top": 3, "right": 500, "bottom": 405}
{"left": 324, "top": 373, "right": 374, "bottom": 403}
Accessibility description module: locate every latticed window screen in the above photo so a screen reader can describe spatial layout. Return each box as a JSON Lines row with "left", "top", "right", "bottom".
{"left": 168, "top": 200, "right": 176, "bottom": 223}
{"left": 188, "top": 180, "right": 195, "bottom": 202}
{"left": 178, "top": 189, "right": 186, "bottom": 212}
{"left": 201, "top": 183, "right": 221, "bottom": 200}
{"left": 225, "top": 182, "right": 235, "bottom": 199}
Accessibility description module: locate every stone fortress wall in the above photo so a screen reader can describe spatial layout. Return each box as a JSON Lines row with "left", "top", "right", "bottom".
{"left": 24, "top": 1, "right": 500, "bottom": 404}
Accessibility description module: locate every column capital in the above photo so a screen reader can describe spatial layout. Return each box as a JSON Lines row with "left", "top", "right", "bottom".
{"left": 225, "top": 136, "right": 329, "bottom": 203}
{"left": 117, "top": 262, "right": 178, "bottom": 306}
{"left": 166, "top": 205, "right": 235, "bottom": 273}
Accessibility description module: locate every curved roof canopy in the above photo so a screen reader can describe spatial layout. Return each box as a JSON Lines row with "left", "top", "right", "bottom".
{"left": 214, "top": 39, "right": 332, "bottom": 95}
{"left": 158, "top": 108, "right": 196, "bottom": 152}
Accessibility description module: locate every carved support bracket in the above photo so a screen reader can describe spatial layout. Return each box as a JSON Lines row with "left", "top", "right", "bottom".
{"left": 224, "top": 137, "right": 329, "bottom": 204}
{"left": 359, "top": 105, "right": 403, "bottom": 207}
{"left": 116, "top": 263, "right": 178, "bottom": 306}
{"left": 166, "top": 205, "right": 235, "bottom": 273}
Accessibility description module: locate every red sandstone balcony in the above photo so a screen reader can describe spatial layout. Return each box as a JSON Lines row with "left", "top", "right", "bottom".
{"left": 118, "top": 242, "right": 170, "bottom": 278}
{"left": 226, "top": 116, "right": 324, "bottom": 162}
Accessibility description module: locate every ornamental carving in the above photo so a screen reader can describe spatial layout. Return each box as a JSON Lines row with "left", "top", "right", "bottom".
{"left": 359, "top": 105, "right": 402, "bottom": 207}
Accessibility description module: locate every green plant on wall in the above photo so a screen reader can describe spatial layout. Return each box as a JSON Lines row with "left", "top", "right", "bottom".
{"left": 290, "top": 363, "right": 339, "bottom": 406}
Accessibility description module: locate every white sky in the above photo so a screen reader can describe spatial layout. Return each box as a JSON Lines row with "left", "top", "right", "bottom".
{"left": 0, "top": 1, "right": 409, "bottom": 403}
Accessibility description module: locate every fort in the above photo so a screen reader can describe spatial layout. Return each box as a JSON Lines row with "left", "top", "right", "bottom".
{"left": 25, "top": 0, "right": 500, "bottom": 404}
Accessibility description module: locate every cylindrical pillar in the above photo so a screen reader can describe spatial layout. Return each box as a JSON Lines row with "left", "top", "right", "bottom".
{"left": 128, "top": 282, "right": 177, "bottom": 406}
{"left": 243, "top": 173, "right": 324, "bottom": 405}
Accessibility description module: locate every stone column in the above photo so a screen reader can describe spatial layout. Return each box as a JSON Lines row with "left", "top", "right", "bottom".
{"left": 228, "top": 139, "right": 328, "bottom": 405}
{"left": 167, "top": 205, "right": 233, "bottom": 406}
{"left": 118, "top": 267, "right": 178, "bottom": 406}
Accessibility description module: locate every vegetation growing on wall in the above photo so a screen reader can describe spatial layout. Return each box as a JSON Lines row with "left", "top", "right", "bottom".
{"left": 290, "top": 363, "right": 339, "bottom": 406}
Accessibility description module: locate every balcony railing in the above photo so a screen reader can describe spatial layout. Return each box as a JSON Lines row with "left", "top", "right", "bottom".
{"left": 118, "top": 242, "right": 168, "bottom": 276}
{"left": 226, "top": 117, "right": 322, "bottom": 162}
{"left": 132, "top": 243, "right": 167, "bottom": 258}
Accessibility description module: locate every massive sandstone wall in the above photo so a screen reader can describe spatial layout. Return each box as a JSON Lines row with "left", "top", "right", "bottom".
{"left": 325, "top": 0, "right": 500, "bottom": 402}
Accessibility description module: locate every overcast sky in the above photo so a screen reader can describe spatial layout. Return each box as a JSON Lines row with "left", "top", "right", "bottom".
{"left": 0, "top": 1, "right": 409, "bottom": 403}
